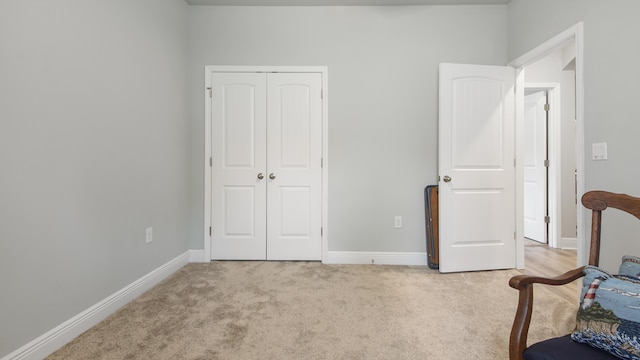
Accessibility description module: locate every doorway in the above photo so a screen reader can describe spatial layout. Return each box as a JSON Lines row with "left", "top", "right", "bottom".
{"left": 523, "top": 46, "right": 578, "bottom": 250}
{"left": 511, "top": 22, "right": 584, "bottom": 268}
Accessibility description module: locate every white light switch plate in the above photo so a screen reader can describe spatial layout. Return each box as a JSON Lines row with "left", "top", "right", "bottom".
{"left": 592, "top": 142, "right": 608, "bottom": 160}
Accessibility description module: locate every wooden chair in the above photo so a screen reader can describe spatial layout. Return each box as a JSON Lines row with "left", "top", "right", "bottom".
{"left": 509, "top": 190, "right": 640, "bottom": 360}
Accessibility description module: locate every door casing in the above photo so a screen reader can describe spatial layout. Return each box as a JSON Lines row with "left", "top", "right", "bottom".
{"left": 204, "top": 66, "right": 329, "bottom": 262}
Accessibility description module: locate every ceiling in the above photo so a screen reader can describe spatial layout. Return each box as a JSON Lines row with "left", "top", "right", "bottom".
{"left": 186, "top": 0, "right": 510, "bottom": 6}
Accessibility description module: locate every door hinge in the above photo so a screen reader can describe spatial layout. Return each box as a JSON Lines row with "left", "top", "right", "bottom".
{"left": 544, "top": 159, "right": 550, "bottom": 167}
{"left": 321, "top": 158, "right": 323, "bottom": 168}
{"left": 209, "top": 226, "right": 212, "bottom": 236}
{"left": 544, "top": 103, "right": 550, "bottom": 112}
{"left": 321, "top": 227, "right": 323, "bottom": 236}
{"left": 514, "top": 158, "right": 516, "bottom": 167}
{"left": 544, "top": 216, "right": 550, "bottom": 224}
{"left": 210, "top": 157, "right": 212, "bottom": 167}
{"left": 321, "top": 89, "right": 323, "bottom": 99}
{"left": 207, "top": 87, "right": 212, "bottom": 98}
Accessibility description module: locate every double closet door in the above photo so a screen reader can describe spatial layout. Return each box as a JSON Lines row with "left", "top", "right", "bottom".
{"left": 211, "top": 72, "right": 322, "bottom": 260}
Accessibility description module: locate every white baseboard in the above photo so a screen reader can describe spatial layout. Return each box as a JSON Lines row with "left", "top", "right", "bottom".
{"left": 189, "top": 249, "right": 207, "bottom": 263}
{"left": 324, "top": 251, "right": 428, "bottom": 266}
{"left": 3, "top": 251, "right": 190, "bottom": 360}
{"left": 559, "top": 237, "right": 578, "bottom": 250}
{"left": 190, "top": 248, "right": 426, "bottom": 266}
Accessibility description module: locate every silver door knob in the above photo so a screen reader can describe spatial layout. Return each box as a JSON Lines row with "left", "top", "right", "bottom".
{"left": 257, "top": 173, "right": 264, "bottom": 180}
{"left": 443, "top": 175, "right": 452, "bottom": 183}
{"left": 269, "top": 173, "right": 276, "bottom": 180}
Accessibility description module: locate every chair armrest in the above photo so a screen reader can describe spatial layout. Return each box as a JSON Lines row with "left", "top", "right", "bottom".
{"left": 509, "top": 266, "right": 585, "bottom": 360}
{"left": 510, "top": 266, "right": 586, "bottom": 289}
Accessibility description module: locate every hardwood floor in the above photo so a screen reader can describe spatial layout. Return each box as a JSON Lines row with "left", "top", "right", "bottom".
{"left": 519, "top": 241, "right": 580, "bottom": 304}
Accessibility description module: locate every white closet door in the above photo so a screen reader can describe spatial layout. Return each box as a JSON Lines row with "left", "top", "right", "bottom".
{"left": 211, "top": 73, "right": 267, "bottom": 260}
{"left": 266, "top": 73, "right": 323, "bottom": 260}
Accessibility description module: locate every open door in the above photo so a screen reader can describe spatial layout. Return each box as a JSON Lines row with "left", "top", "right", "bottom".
{"left": 438, "top": 63, "right": 516, "bottom": 273}
{"left": 523, "top": 90, "right": 548, "bottom": 243}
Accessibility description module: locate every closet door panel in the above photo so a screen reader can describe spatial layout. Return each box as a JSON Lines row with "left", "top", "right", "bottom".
{"left": 266, "top": 73, "right": 323, "bottom": 260}
{"left": 211, "top": 73, "right": 267, "bottom": 260}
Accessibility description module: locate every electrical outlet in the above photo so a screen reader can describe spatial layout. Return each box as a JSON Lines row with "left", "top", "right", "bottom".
{"left": 394, "top": 216, "right": 402, "bottom": 229}
{"left": 146, "top": 227, "right": 153, "bottom": 244}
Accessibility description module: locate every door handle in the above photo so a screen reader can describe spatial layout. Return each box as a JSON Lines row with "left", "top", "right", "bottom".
{"left": 269, "top": 173, "right": 276, "bottom": 180}
{"left": 443, "top": 175, "right": 452, "bottom": 183}
{"left": 257, "top": 173, "right": 264, "bottom": 180}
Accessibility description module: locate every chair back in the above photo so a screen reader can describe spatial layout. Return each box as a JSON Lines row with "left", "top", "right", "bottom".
{"left": 582, "top": 191, "right": 640, "bottom": 266}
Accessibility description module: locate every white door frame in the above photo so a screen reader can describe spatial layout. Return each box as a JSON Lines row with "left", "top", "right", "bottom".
{"left": 203, "top": 66, "right": 329, "bottom": 262}
{"left": 510, "top": 22, "right": 585, "bottom": 268}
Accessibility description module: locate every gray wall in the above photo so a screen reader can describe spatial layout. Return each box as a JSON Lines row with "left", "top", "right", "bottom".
{"left": 9, "top": 1, "right": 640, "bottom": 356}
{"left": 509, "top": 0, "right": 640, "bottom": 271}
{"left": 0, "top": 0, "right": 189, "bottom": 356}
{"left": 187, "top": 5, "right": 508, "bottom": 253}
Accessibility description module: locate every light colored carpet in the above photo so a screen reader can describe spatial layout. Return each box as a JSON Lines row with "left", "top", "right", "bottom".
{"left": 47, "top": 262, "right": 578, "bottom": 360}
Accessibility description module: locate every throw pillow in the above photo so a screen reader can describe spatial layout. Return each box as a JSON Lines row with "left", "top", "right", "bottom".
{"left": 619, "top": 256, "right": 640, "bottom": 278}
{"left": 571, "top": 265, "right": 640, "bottom": 359}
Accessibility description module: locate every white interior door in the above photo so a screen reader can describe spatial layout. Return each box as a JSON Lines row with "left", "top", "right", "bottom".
{"left": 438, "top": 63, "right": 516, "bottom": 273}
{"left": 211, "top": 71, "right": 323, "bottom": 261}
{"left": 211, "top": 73, "right": 267, "bottom": 260}
{"left": 266, "top": 73, "right": 323, "bottom": 260}
{"left": 523, "top": 90, "right": 547, "bottom": 243}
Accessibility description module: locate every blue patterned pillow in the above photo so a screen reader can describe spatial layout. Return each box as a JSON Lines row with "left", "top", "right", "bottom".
{"left": 571, "top": 266, "right": 640, "bottom": 359}
{"left": 619, "top": 256, "right": 640, "bottom": 278}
